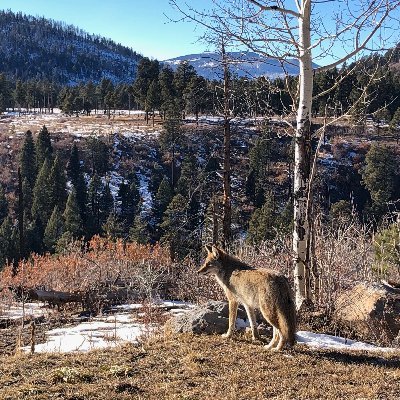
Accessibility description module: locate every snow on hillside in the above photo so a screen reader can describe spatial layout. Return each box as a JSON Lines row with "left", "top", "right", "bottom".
{"left": 164, "top": 51, "right": 319, "bottom": 80}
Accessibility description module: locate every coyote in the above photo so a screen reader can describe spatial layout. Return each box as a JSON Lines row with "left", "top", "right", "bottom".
{"left": 198, "top": 245, "right": 296, "bottom": 351}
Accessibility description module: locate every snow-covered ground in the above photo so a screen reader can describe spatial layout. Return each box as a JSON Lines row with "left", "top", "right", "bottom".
{"left": 25, "top": 313, "right": 149, "bottom": 353}
{"left": 296, "top": 331, "right": 396, "bottom": 353}
{"left": 18, "top": 301, "right": 194, "bottom": 353}
{"left": 0, "top": 302, "right": 48, "bottom": 320}
{"left": 2, "top": 299, "right": 396, "bottom": 354}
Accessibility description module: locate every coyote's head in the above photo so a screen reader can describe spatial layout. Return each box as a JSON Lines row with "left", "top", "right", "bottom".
{"left": 198, "top": 245, "right": 223, "bottom": 276}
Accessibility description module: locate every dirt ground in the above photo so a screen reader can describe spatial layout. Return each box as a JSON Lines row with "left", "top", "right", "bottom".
{"left": 0, "top": 333, "right": 399, "bottom": 400}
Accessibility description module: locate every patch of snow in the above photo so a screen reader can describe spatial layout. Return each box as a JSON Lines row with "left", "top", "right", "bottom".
{"left": 137, "top": 171, "right": 153, "bottom": 214}
{"left": 0, "top": 302, "right": 48, "bottom": 320}
{"left": 21, "top": 300, "right": 195, "bottom": 353}
{"left": 23, "top": 316, "right": 150, "bottom": 353}
{"left": 296, "top": 331, "right": 396, "bottom": 353}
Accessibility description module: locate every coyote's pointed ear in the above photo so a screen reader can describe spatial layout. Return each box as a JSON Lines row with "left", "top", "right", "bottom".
{"left": 211, "top": 245, "right": 220, "bottom": 259}
{"left": 205, "top": 244, "right": 213, "bottom": 254}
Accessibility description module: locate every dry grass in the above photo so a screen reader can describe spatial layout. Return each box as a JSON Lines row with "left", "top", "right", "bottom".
{"left": 0, "top": 333, "right": 399, "bottom": 399}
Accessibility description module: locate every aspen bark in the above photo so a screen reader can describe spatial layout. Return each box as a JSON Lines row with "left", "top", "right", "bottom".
{"left": 221, "top": 41, "right": 232, "bottom": 246}
{"left": 293, "top": 0, "right": 313, "bottom": 310}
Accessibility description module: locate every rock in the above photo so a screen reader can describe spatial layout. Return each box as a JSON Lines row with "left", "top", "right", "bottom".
{"left": 165, "top": 300, "right": 247, "bottom": 335}
{"left": 334, "top": 282, "right": 400, "bottom": 343}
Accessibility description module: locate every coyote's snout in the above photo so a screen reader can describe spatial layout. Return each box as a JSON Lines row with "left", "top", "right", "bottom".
{"left": 198, "top": 245, "right": 296, "bottom": 351}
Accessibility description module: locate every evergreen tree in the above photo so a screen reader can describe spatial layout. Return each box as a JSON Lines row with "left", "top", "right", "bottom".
{"left": 67, "top": 144, "right": 87, "bottom": 223}
{"left": 154, "top": 176, "right": 173, "bottom": 222}
{"left": 43, "top": 206, "right": 64, "bottom": 253}
{"left": 160, "top": 193, "right": 191, "bottom": 260}
{"left": 0, "top": 216, "right": 17, "bottom": 269}
{"left": 13, "top": 79, "right": 25, "bottom": 111}
{"left": 102, "top": 212, "right": 122, "bottom": 240}
{"left": 146, "top": 80, "right": 161, "bottom": 126}
{"left": 247, "top": 196, "right": 276, "bottom": 244}
{"left": 184, "top": 75, "right": 209, "bottom": 123}
{"left": 67, "top": 143, "right": 81, "bottom": 186}
{"left": 49, "top": 154, "right": 67, "bottom": 211}
{"left": 100, "top": 180, "right": 114, "bottom": 226}
{"left": 19, "top": 130, "right": 37, "bottom": 187}
{"left": 0, "top": 185, "right": 8, "bottom": 225}
{"left": 87, "top": 173, "right": 102, "bottom": 235}
{"left": 22, "top": 178, "right": 33, "bottom": 218}
{"left": 133, "top": 58, "right": 160, "bottom": 122}
{"left": 129, "top": 214, "right": 151, "bottom": 245}
{"left": 36, "top": 125, "right": 53, "bottom": 169}
{"left": 32, "top": 159, "right": 53, "bottom": 225}
{"left": 176, "top": 154, "right": 197, "bottom": 198}
{"left": 25, "top": 217, "right": 44, "bottom": 255}
{"left": 390, "top": 107, "right": 400, "bottom": 143}
{"left": 160, "top": 102, "right": 185, "bottom": 187}
{"left": 117, "top": 178, "right": 140, "bottom": 231}
{"left": 173, "top": 61, "right": 197, "bottom": 116}
{"left": 362, "top": 144, "right": 398, "bottom": 217}
{"left": 159, "top": 66, "right": 176, "bottom": 118}
{"left": 87, "top": 137, "right": 109, "bottom": 174}
{"left": 63, "top": 189, "right": 83, "bottom": 238}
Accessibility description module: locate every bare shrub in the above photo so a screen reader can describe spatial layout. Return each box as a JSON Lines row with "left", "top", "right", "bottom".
{"left": 0, "top": 236, "right": 173, "bottom": 311}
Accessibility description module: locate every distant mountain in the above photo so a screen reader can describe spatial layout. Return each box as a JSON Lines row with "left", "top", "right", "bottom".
{"left": 163, "top": 51, "right": 318, "bottom": 80}
{"left": 0, "top": 10, "right": 142, "bottom": 84}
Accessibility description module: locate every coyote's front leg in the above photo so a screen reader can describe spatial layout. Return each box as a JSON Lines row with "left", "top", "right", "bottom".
{"left": 222, "top": 299, "right": 238, "bottom": 338}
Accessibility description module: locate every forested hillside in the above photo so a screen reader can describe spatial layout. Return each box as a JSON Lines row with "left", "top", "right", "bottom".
{"left": 0, "top": 10, "right": 142, "bottom": 84}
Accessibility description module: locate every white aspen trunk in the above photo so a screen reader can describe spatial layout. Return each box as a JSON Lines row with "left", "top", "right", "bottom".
{"left": 293, "top": 0, "right": 313, "bottom": 310}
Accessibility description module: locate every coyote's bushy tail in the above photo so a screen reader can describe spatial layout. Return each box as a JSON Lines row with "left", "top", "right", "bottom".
{"left": 278, "top": 277, "right": 297, "bottom": 347}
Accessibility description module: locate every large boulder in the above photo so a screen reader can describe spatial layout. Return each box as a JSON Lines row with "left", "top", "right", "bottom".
{"left": 165, "top": 300, "right": 248, "bottom": 335}
{"left": 334, "top": 282, "right": 400, "bottom": 343}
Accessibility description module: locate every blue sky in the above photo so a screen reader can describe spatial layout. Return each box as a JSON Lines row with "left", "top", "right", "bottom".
{"left": 0, "top": 0, "right": 210, "bottom": 60}
{"left": 1, "top": 1, "right": 398, "bottom": 66}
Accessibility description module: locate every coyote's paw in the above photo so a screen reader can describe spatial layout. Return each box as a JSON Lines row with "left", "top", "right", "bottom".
{"left": 221, "top": 332, "right": 233, "bottom": 339}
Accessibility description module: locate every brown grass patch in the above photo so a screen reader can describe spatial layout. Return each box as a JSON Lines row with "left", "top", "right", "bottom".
{"left": 0, "top": 333, "right": 399, "bottom": 399}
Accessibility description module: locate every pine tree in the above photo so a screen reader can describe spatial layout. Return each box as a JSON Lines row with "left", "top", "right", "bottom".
{"left": 184, "top": 75, "right": 209, "bottom": 123}
{"left": 0, "top": 185, "right": 8, "bottom": 225}
{"left": 154, "top": 176, "right": 173, "bottom": 222}
{"left": 146, "top": 80, "right": 161, "bottom": 126}
{"left": 87, "top": 137, "right": 109, "bottom": 174}
{"left": 43, "top": 206, "right": 64, "bottom": 252}
{"left": 67, "top": 144, "right": 87, "bottom": 224}
{"left": 36, "top": 125, "right": 53, "bottom": 169}
{"left": 159, "top": 66, "right": 176, "bottom": 118}
{"left": 22, "top": 178, "right": 33, "bottom": 220}
{"left": 362, "top": 144, "right": 398, "bottom": 216}
{"left": 0, "top": 216, "right": 17, "bottom": 269}
{"left": 87, "top": 173, "right": 102, "bottom": 235}
{"left": 67, "top": 143, "right": 81, "bottom": 186}
{"left": 49, "top": 154, "right": 67, "bottom": 211}
{"left": 32, "top": 159, "right": 53, "bottom": 225}
{"left": 160, "top": 193, "right": 190, "bottom": 260}
{"left": 20, "top": 130, "right": 37, "bottom": 187}
{"left": 176, "top": 154, "right": 197, "bottom": 198}
{"left": 390, "top": 107, "right": 400, "bottom": 143}
{"left": 100, "top": 180, "right": 114, "bottom": 226}
{"left": 102, "top": 212, "right": 122, "bottom": 240}
{"left": 129, "top": 214, "right": 151, "bottom": 245}
{"left": 160, "top": 102, "right": 184, "bottom": 187}
{"left": 25, "top": 217, "right": 44, "bottom": 255}
{"left": 247, "top": 196, "right": 276, "bottom": 244}
{"left": 117, "top": 179, "right": 140, "bottom": 231}
{"left": 173, "top": 61, "right": 197, "bottom": 116}
{"left": 63, "top": 189, "right": 83, "bottom": 238}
